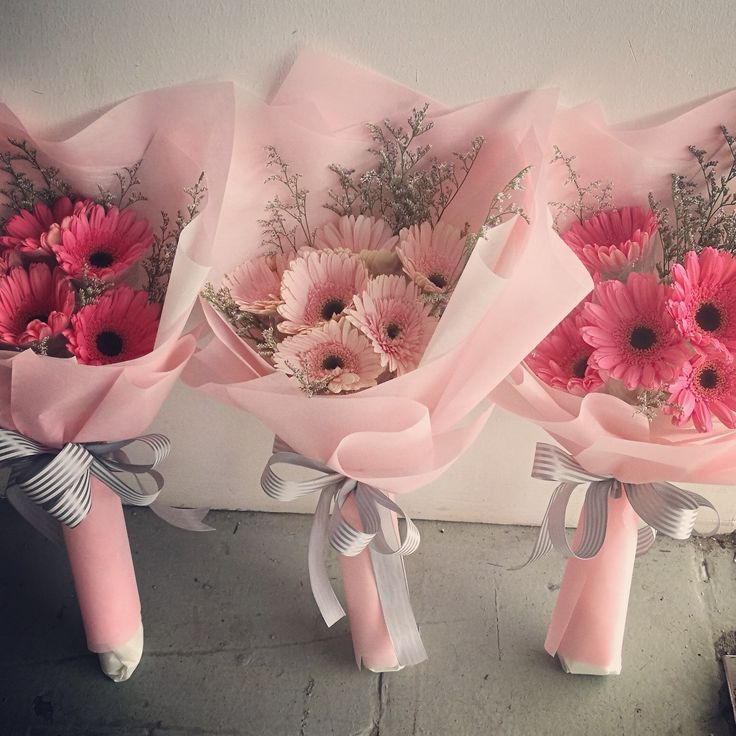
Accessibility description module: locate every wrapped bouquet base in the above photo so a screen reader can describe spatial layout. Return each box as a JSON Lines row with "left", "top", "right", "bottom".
{"left": 519, "top": 443, "right": 717, "bottom": 676}
{"left": 97, "top": 623, "right": 144, "bottom": 683}
{"left": 545, "top": 492, "right": 639, "bottom": 676}
{"left": 262, "top": 442, "right": 426, "bottom": 671}
{"left": 62, "top": 478, "right": 143, "bottom": 682}
{"left": 339, "top": 494, "right": 402, "bottom": 671}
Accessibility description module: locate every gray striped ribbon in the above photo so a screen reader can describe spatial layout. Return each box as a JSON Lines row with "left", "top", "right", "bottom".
{"left": 261, "top": 439, "right": 427, "bottom": 667}
{"left": 518, "top": 443, "right": 720, "bottom": 568}
{"left": 0, "top": 427, "right": 211, "bottom": 538}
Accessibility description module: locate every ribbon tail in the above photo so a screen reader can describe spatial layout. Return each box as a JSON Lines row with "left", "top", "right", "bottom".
{"left": 308, "top": 486, "right": 346, "bottom": 627}
{"left": 369, "top": 504, "right": 427, "bottom": 666}
{"left": 6, "top": 485, "right": 64, "bottom": 546}
{"left": 149, "top": 501, "right": 215, "bottom": 532}
{"left": 636, "top": 525, "right": 656, "bottom": 557}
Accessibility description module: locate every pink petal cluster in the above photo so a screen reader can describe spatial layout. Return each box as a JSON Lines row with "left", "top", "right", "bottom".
{"left": 666, "top": 353, "right": 736, "bottom": 432}
{"left": 226, "top": 252, "right": 290, "bottom": 315}
{"left": 397, "top": 221, "right": 466, "bottom": 293}
{"left": 526, "top": 306, "right": 603, "bottom": 396}
{"left": 668, "top": 247, "right": 736, "bottom": 357}
{"left": 316, "top": 215, "right": 400, "bottom": 276}
{"left": 561, "top": 207, "right": 658, "bottom": 280}
{"left": 53, "top": 204, "right": 154, "bottom": 280}
{"left": 0, "top": 263, "right": 74, "bottom": 346}
{"left": 581, "top": 272, "right": 689, "bottom": 390}
{"left": 65, "top": 286, "right": 161, "bottom": 365}
{"left": 273, "top": 318, "right": 382, "bottom": 393}
{"left": 347, "top": 275, "right": 436, "bottom": 375}
{"left": 278, "top": 249, "right": 368, "bottom": 334}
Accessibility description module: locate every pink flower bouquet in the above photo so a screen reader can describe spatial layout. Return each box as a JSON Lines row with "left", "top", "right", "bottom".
{"left": 0, "top": 82, "right": 233, "bottom": 681}
{"left": 185, "top": 52, "right": 590, "bottom": 671}
{"left": 493, "top": 91, "right": 736, "bottom": 675}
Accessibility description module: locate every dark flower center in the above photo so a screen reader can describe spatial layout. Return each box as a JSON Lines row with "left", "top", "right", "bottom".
{"left": 629, "top": 325, "right": 657, "bottom": 351}
{"left": 386, "top": 322, "right": 401, "bottom": 340}
{"left": 322, "top": 354, "right": 344, "bottom": 371}
{"left": 321, "top": 298, "right": 346, "bottom": 320}
{"left": 428, "top": 272, "right": 448, "bottom": 289}
{"left": 89, "top": 250, "right": 114, "bottom": 268}
{"left": 695, "top": 302, "right": 722, "bottom": 332}
{"left": 698, "top": 367, "right": 719, "bottom": 390}
{"left": 28, "top": 313, "right": 48, "bottom": 324}
{"left": 96, "top": 330, "right": 124, "bottom": 357}
{"left": 572, "top": 356, "right": 588, "bottom": 379}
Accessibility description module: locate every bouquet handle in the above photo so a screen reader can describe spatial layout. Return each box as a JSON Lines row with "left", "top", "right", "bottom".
{"left": 545, "top": 491, "right": 639, "bottom": 675}
{"left": 338, "top": 493, "right": 402, "bottom": 671}
{"left": 62, "top": 476, "right": 143, "bottom": 682}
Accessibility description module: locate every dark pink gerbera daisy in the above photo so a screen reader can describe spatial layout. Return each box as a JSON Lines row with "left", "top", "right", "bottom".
{"left": 561, "top": 207, "right": 658, "bottom": 280}
{"left": 53, "top": 204, "right": 154, "bottom": 280}
{"left": 64, "top": 286, "right": 160, "bottom": 365}
{"left": 0, "top": 197, "right": 83, "bottom": 257}
{"left": 526, "top": 306, "right": 603, "bottom": 396}
{"left": 581, "top": 272, "right": 690, "bottom": 390}
{"left": 668, "top": 247, "right": 736, "bottom": 358}
{"left": 666, "top": 353, "right": 736, "bottom": 432}
{"left": 0, "top": 262, "right": 74, "bottom": 346}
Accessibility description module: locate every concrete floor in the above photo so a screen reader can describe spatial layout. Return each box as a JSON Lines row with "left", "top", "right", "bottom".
{"left": 1, "top": 506, "right": 736, "bottom": 736}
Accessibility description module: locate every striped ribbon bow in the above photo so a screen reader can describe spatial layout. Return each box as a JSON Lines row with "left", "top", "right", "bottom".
{"left": 1, "top": 428, "right": 171, "bottom": 530}
{"left": 261, "top": 439, "right": 427, "bottom": 667}
{"left": 519, "top": 443, "right": 720, "bottom": 568}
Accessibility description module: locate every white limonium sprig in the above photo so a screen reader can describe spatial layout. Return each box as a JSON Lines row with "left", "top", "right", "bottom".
{"left": 549, "top": 146, "right": 613, "bottom": 230}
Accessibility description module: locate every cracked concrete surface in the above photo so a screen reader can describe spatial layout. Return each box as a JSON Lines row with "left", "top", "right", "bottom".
{"left": 1, "top": 506, "right": 736, "bottom": 735}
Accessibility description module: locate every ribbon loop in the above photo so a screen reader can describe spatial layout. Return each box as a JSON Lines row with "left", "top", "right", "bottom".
{"left": 261, "top": 438, "right": 427, "bottom": 667}
{"left": 0, "top": 428, "right": 182, "bottom": 531}
{"left": 522, "top": 443, "right": 720, "bottom": 567}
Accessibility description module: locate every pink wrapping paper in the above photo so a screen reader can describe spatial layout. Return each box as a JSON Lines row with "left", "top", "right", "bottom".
{"left": 0, "top": 82, "right": 234, "bottom": 673}
{"left": 339, "top": 494, "right": 399, "bottom": 671}
{"left": 63, "top": 477, "right": 140, "bottom": 653}
{"left": 492, "top": 90, "right": 736, "bottom": 673}
{"left": 545, "top": 492, "right": 639, "bottom": 675}
{"left": 184, "top": 51, "right": 591, "bottom": 667}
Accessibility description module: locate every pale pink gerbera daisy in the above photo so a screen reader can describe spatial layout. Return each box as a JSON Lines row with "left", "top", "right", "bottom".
{"left": 65, "top": 286, "right": 160, "bottom": 365}
{"left": 397, "top": 221, "right": 466, "bottom": 293}
{"left": 668, "top": 247, "right": 736, "bottom": 357}
{"left": 561, "top": 207, "right": 658, "bottom": 279}
{"left": 526, "top": 306, "right": 603, "bottom": 396}
{"left": 278, "top": 249, "right": 368, "bottom": 334}
{"left": 0, "top": 263, "right": 74, "bottom": 346}
{"left": 225, "top": 252, "right": 290, "bottom": 315}
{"left": 52, "top": 204, "right": 154, "bottom": 280}
{"left": 273, "top": 319, "right": 382, "bottom": 394}
{"left": 346, "top": 275, "right": 436, "bottom": 375}
{"left": 0, "top": 197, "right": 83, "bottom": 257}
{"left": 316, "top": 215, "right": 400, "bottom": 276}
{"left": 581, "top": 272, "right": 689, "bottom": 390}
{"left": 665, "top": 353, "right": 736, "bottom": 432}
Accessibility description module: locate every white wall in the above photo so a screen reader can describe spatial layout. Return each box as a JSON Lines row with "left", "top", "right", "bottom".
{"left": 2, "top": 0, "right": 736, "bottom": 527}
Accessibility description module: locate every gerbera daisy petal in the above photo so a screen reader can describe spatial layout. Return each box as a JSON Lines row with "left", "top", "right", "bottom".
{"left": 0, "top": 263, "right": 74, "bottom": 346}
{"left": 397, "top": 221, "right": 466, "bottom": 293}
{"left": 561, "top": 207, "right": 658, "bottom": 280}
{"left": 52, "top": 204, "right": 154, "bottom": 280}
{"left": 226, "top": 252, "right": 290, "bottom": 315}
{"left": 581, "top": 272, "right": 689, "bottom": 390}
{"left": 64, "top": 285, "right": 160, "bottom": 365}
{"left": 666, "top": 353, "right": 736, "bottom": 432}
{"left": 527, "top": 304, "right": 603, "bottom": 395}
{"left": 668, "top": 247, "right": 736, "bottom": 357}
{"left": 346, "top": 274, "right": 436, "bottom": 375}
{"left": 273, "top": 319, "right": 382, "bottom": 393}
{"left": 277, "top": 249, "right": 368, "bottom": 334}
